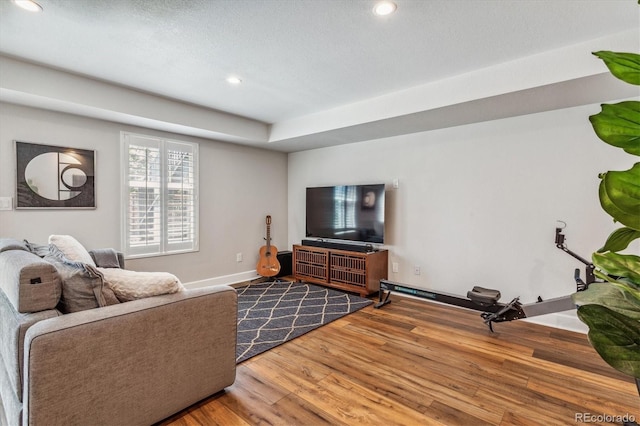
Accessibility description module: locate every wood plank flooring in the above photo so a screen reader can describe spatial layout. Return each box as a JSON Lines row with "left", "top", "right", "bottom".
{"left": 158, "top": 293, "right": 639, "bottom": 426}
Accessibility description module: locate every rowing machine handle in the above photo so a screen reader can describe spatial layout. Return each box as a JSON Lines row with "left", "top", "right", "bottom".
{"left": 574, "top": 268, "right": 587, "bottom": 292}
{"left": 555, "top": 227, "right": 565, "bottom": 247}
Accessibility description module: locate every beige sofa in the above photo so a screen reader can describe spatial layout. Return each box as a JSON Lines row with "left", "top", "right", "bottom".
{"left": 0, "top": 238, "right": 237, "bottom": 426}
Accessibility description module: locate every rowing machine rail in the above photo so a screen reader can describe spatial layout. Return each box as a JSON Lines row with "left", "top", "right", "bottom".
{"left": 375, "top": 279, "right": 580, "bottom": 332}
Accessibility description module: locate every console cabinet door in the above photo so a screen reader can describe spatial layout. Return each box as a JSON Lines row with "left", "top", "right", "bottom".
{"left": 293, "top": 246, "right": 329, "bottom": 282}
{"left": 330, "top": 252, "right": 367, "bottom": 288}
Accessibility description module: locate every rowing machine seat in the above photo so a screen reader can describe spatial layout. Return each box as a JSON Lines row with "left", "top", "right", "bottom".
{"left": 467, "top": 286, "right": 501, "bottom": 306}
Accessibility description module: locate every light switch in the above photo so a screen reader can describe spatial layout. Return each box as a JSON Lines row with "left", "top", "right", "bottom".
{"left": 0, "top": 197, "right": 12, "bottom": 211}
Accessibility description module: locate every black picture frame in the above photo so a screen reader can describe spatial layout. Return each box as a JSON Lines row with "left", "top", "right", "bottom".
{"left": 15, "top": 141, "right": 96, "bottom": 209}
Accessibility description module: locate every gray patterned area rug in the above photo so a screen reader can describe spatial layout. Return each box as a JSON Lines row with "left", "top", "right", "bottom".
{"left": 236, "top": 281, "right": 372, "bottom": 363}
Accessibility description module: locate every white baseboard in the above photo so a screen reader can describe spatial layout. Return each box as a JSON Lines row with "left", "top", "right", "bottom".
{"left": 522, "top": 310, "right": 588, "bottom": 334}
{"left": 183, "top": 270, "right": 261, "bottom": 289}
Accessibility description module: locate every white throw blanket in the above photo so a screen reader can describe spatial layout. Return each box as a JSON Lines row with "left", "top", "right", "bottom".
{"left": 98, "top": 267, "right": 185, "bottom": 302}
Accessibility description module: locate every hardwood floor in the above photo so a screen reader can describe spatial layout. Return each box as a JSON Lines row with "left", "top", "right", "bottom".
{"left": 159, "top": 293, "right": 639, "bottom": 426}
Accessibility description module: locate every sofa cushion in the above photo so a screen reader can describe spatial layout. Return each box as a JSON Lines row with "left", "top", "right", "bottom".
{"left": 89, "top": 248, "right": 121, "bottom": 268}
{"left": 0, "top": 238, "right": 28, "bottom": 254}
{"left": 44, "top": 245, "right": 119, "bottom": 314}
{"left": 0, "top": 250, "right": 61, "bottom": 313}
{"left": 48, "top": 235, "right": 96, "bottom": 267}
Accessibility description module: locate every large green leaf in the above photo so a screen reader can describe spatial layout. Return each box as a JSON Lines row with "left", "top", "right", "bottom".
{"left": 599, "top": 181, "right": 640, "bottom": 230}
{"left": 601, "top": 162, "right": 640, "bottom": 211}
{"left": 593, "top": 252, "right": 640, "bottom": 283}
{"left": 598, "top": 227, "right": 640, "bottom": 253}
{"left": 573, "top": 282, "right": 640, "bottom": 320}
{"left": 594, "top": 270, "right": 640, "bottom": 290}
{"left": 599, "top": 165, "right": 640, "bottom": 230}
{"left": 589, "top": 101, "right": 640, "bottom": 155}
{"left": 593, "top": 51, "right": 640, "bottom": 85}
{"left": 577, "top": 304, "right": 640, "bottom": 378}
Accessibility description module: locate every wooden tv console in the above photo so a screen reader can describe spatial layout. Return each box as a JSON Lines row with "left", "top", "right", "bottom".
{"left": 293, "top": 244, "right": 388, "bottom": 297}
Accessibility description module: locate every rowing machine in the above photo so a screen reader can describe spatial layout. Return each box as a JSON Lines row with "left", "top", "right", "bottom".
{"left": 375, "top": 279, "right": 580, "bottom": 331}
{"left": 374, "top": 224, "right": 592, "bottom": 332}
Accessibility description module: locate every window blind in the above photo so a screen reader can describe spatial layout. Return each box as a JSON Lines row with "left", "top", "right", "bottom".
{"left": 122, "top": 133, "right": 198, "bottom": 257}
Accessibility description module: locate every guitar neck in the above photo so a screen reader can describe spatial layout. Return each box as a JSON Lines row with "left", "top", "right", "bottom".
{"left": 265, "top": 215, "right": 272, "bottom": 254}
{"left": 266, "top": 224, "right": 271, "bottom": 250}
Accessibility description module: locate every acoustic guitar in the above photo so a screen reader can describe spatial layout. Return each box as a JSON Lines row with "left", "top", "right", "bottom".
{"left": 256, "top": 215, "right": 280, "bottom": 277}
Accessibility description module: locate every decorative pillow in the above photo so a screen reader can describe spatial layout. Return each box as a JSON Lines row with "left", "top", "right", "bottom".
{"left": 48, "top": 235, "right": 96, "bottom": 266}
{"left": 101, "top": 285, "right": 121, "bottom": 306}
{"left": 44, "top": 245, "right": 119, "bottom": 313}
{"left": 24, "top": 240, "right": 51, "bottom": 258}
{"left": 98, "top": 267, "right": 185, "bottom": 302}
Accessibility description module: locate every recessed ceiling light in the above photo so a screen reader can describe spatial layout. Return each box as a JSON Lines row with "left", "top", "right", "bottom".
{"left": 226, "top": 76, "right": 242, "bottom": 85}
{"left": 12, "top": 0, "right": 43, "bottom": 12}
{"left": 373, "top": 1, "right": 396, "bottom": 16}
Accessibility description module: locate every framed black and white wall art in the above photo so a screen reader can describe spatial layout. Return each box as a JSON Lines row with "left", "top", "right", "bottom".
{"left": 15, "top": 141, "right": 96, "bottom": 209}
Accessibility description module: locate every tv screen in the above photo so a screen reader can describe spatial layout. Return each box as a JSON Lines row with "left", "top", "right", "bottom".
{"left": 306, "top": 184, "right": 385, "bottom": 244}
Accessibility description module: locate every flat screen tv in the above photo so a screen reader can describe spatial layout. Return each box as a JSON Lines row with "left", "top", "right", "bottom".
{"left": 306, "top": 184, "right": 385, "bottom": 244}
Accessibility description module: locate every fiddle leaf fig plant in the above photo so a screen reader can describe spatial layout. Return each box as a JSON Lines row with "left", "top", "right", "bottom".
{"left": 572, "top": 50, "right": 640, "bottom": 379}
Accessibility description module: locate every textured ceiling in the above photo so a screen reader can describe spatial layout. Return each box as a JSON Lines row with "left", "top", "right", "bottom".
{"left": 1, "top": 0, "right": 638, "bottom": 127}
{"left": 0, "top": 0, "right": 639, "bottom": 123}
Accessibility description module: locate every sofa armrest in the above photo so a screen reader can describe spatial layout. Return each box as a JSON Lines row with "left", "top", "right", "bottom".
{"left": 0, "top": 250, "right": 61, "bottom": 313}
{"left": 23, "top": 286, "right": 237, "bottom": 426}
{"left": 88, "top": 249, "right": 125, "bottom": 269}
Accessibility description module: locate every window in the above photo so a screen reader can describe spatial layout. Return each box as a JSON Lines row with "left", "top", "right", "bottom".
{"left": 121, "top": 132, "right": 199, "bottom": 257}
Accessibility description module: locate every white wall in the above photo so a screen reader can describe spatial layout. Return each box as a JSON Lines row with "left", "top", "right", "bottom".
{"left": 2, "top": 98, "right": 636, "bottom": 332}
{"left": 288, "top": 102, "right": 636, "bottom": 332}
{"left": 0, "top": 103, "right": 288, "bottom": 285}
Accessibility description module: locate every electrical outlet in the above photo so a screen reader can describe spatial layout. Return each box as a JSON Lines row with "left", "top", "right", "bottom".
{"left": 0, "top": 197, "right": 12, "bottom": 211}
{"left": 414, "top": 265, "right": 420, "bottom": 275}
{"left": 236, "top": 253, "right": 243, "bottom": 262}
{"left": 392, "top": 262, "right": 399, "bottom": 273}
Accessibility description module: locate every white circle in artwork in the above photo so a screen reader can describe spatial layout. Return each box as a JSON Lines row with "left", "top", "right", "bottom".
{"left": 24, "top": 152, "right": 84, "bottom": 201}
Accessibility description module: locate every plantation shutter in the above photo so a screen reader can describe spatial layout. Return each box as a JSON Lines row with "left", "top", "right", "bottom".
{"left": 122, "top": 133, "right": 198, "bottom": 257}
{"left": 165, "top": 141, "right": 197, "bottom": 252}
